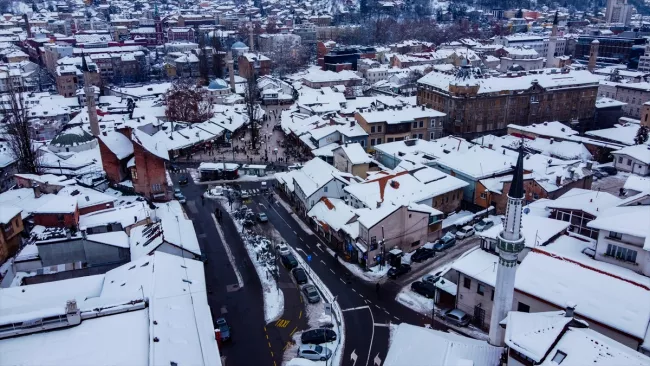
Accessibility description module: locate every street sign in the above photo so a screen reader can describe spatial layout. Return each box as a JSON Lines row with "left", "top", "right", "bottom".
{"left": 324, "top": 303, "right": 331, "bottom": 316}
{"left": 307, "top": 255, "right": 312, "bottom": 262}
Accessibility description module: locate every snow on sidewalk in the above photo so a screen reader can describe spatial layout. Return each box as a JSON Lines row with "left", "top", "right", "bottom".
{"left": 336, "top": 257, "right": 389, "bottom": 284}
{"left": 219, "top": 197, "right": 285, "bottom": 323}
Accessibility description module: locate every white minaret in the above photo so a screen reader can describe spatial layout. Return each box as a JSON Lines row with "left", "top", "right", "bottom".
{"left": 546, "top": 11, "right": 559, "bottom": 68}
{"left": 488, "top": 143, "right": 526, "bottom": 347}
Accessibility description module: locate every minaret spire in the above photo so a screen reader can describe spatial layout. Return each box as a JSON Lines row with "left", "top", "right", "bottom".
{"left": 81, "top": 52, "right": 100, "bottom": 137}
{"left": 488, "top": 141, "right": 526, "bottom": 346}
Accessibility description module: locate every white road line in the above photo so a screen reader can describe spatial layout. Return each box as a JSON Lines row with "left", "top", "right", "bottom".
{"left": 373, "top": 323, "right": 390, "bottom": 327}
{"left": 305, "top": 243, "right": 311, "bottom": 249}
{"left": 299, "top": 237, "right": 304, "bottom": 241}
{"left": 258, "top": 203, "right": 266, "bottom": 208}
{"left": 293, "top": 231, "right": 297, "bottom": 234}
{"left": 364, "top": 299, "right": 370, "bottom": 304}
{"left": 366, "top": 304, "right": 376, "bottom": 366}
{"left": 358, "top": 294, "right": 364, "bottom": 298}
{"left": 330, "top": 269, "right": 335, "bottom": 274}
{"left": 351, "top": 288, "right": 357, "bottom": 293}
{"left": 211, "top": 214, "right": 244, "bottom": 288}
{"left": 393, "top": 316, "right": 400, "bottom": 321}
{"left": 320, "top": 260, "right": 326, "bottom": 265}
{"left": 383, "top": 309, "right": 389, "bottom": 315}
{"left": 342, "top": 305, "right": 370, "bottom": 312}
{"left": 340, "top": 278, "right": 346, "bottom": 284}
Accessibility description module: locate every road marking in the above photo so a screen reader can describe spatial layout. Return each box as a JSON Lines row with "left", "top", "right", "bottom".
{"left": 373, "top": 323, "right": 391, "bottom": 327}
{"left": 342, "top": 305, "right": 370, "bottom": 312}
{"left": 320, "top": 260, "right": 326, "bottom": 265}
{"left": 258, "top": 202, "right": 266, "bottom": 208}
{"left": 211, "top": 213, "right": 244, "bottom": 288}
{"left": 293, "top": 231, "right": 297, "bottom": 234}
{"left": 393, "top": 316, "right": 400, "bottom": 321}
{"left": 358, "top": 294, "right": 364, "bottom": 298}
{"left": 351, "top": 288, "right": 357, "bottom": 293}
{"left": 305, "top": 243, "right": 311, "bottom": 249}
{"left": 289, "top": 326, "right": 298, "bottom": 336}
{"left": 366, "top": 301, "right": 376, "bottom": 366}
{"left": 315, "top": 243, "right": 325, "bottom": 252}
{"left": 364, "top": 299, "right": 370, "bottom": 304}
{"left": 283, "top": 342, "right": 291, "bottom": 351}
{"left": 384, "top": 309, "right": 390, "bottom": 315}
{"left": 268, "top": 341, "right": 272, "bottom": 348}
{"left": 340, "top": 278, "right": 346, "bottom": 284}
{"left": 299, "top": 237, "right": 304, "bottom": 241}
{"left": 374, "top": 304, "right": 381, "bottom": 309}
{"left": 330, "top": 269, "right": 335, "bottom": 274}
{"left": 350, "top": 349, "right": 358, "bottom": 366}
{"left": 374, "top": 353, "right": 382, "bottom": 366}
{"left": 266, "top": 334, "right": 269, "bottom": 339}
{"left": 275, "top": 319, "right": 290, "bottom": 328}
{"left": 299, "top": 310, "right": 302, "bottom": 319}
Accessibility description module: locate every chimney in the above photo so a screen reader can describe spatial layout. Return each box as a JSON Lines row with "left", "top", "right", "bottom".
{"left": 586, "top": 161, "right": 593, "bottom": 170}
{"left": 376, "top": 201, "right": 382, "bottom": 208}
{"left": 66, "top": 300, "right": 81, "bottom": 325}
{"left": 488, "top": 143, "right": 493, "bottom": 149}
{"left": 32, "top": 183, "right": 42, "bottom": 198}
{"left": 80, "top": 226, "right": 87, "bottom": 239}
{"left": 549, "top": 138, "right": 554, "bottom": 144}
{"left": 564, "top": 302, "right": 576, "bottom": 318}
{"left": 345, "top": 141, "right": 348, "bottom": 147}
{"left": 555, "top": 176, "right": 561, "bottom": 186}
{"left": 350, "top": 121, "right": 355, "bottom": 127}
{"left": 23, "top": 14, "right": 32, "bottom": 39}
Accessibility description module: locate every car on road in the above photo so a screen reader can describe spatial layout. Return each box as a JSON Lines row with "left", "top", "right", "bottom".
{"left": 173, "top": 189, "right": 187, "bottom": 204}
{"left": 441, "top": 308, "right": 471, "bottom": 327}
{"left": 411, "top": 247, "right": 435, "bottom": 263}
{"left": 455, "top": 226, "right": 475, "bottom": 239}
{"left": 302, "top": 284, "right": 321, "bottom": 303}
{"left": 297, "top": 344, "right": 331, "bottom": 361}
{"left": 292, "top": 267, "right": 308, "bottom": 285}
{"left": 170, "top": 164, "right": 180, "bottom": 173}
{"left": 240, "top": 191, "right": 251, "bottom": 200}
{"left": 276, "top": 243, "right": 291, "bottom": 256}
{"left": 257, "top": 212, "right": 268, "bottom": 223}
{"left": 599, "top": 166, "right": 617, "bottom": 175}
{"left": 216, "top": 317, "right": 231, "bottom": 342}
{"left": 301, "top": 328, "right": 337, "bottom": 344}
{"left": 433, "top": 233, "right": 456, "bottom": 252}
{"left": 178, "top": 175, "right": 189, "bottom": 185}
{"left": 473, "top": 219, "right": 494, "bottom": 232}
{"left": 387, "top": 263, "right": 411, "bottom": 279}
{"left": 281, "top": 253, "right": 298, "bottom": 269}
{"left": 411, "top": 281, "right": 436, "bottom": 298}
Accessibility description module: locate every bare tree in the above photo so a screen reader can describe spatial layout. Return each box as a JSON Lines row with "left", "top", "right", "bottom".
{"left": 243, "top": 76, "right": 260, "bottom": 150}
{"left": 1, "top": 84, "right": 41, "bottom": 174}
{"left": 210, "top": 35, "right": 225, "bottom": 79}
{"left": 164, "top": 80, "right": 213, "bottom": 123}
{"left": 196, "top": 36, "right": 210, "bottom": 86}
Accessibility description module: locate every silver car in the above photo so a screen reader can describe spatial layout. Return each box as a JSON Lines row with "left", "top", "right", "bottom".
{"left": 474, "top": 219, "right": 494, "bottom": 232}
{"left": 298, "top": 344, "right": 332, "bottom": 361}
{"left": 302, "top": 284, "right": 321, "bottom": 303}
{"left": 442, "top": 308, "right": 471, "bottom": 327}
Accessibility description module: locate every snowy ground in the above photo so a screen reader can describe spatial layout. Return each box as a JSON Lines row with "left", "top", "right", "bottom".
{"left": 219, "top": 197, "right": 285, "bottom": 323}
{"left": 284, "top": 246, "right": 345, "bottom": 366}
{"left": 592, "top": 170, "right": 631, "bottom": 196}
{"left": 336, "top": 257, "right": 389, "bottom": 284}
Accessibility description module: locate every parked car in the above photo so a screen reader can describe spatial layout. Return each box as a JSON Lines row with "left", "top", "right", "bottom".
{"left": 387, "top": 264, "right": 411, "bottom": 279}
{"left": 301, "top": 328, "right": 337, "bottom": 344}
{"left": 441, "top": 308, "right": 471, "bottom": 327}
{"left": 455, "top": 226, "right": 475, "bottom": 239}
{"left": 170, "top": 164, "right": 180, "bottom": 173}
{"left": 592, "top": 170, "right": 607, "bottom": 179}
{"left": 292, "top": 267, "right": 308, "bottom": 285}
{"left": 281, "top": 253, "right": 298, "bottom": 269}
{"left": 433, "top": 233, "right": 456, "bottom": 251}
{"left": 257, "top": 212, "right": 268, "bottom": 223}
{"left": 240, "top": 191, "right": 251, "bottom": 200}
{"left": 297, "top": 344, "right": 332, "bottom": 361}
{"left": 216, "top": 317, "right": 231, "bottom": 342}
{"left": 276, "top": 243, "right": 291, "bottom": 256}
{"left": 411, "top": 281, "right": 436, "bottom": 298}
{"left": 473, "top": 219, "right": 494, "bottom": 232}
{"left": 599, "top": 166, "right": 617, "bottom": 175}
{"left": 173, "top": 189, "right": 187, "bottom": 204}
{"left": 411, "top": 247, "right": 435, "bottom": 263}
{"left": 302, "top": 284, "right": 321, "bottom": 303}
{"left": 422, "top": 274, "right": 439, "bottom": 285}
{"left": 178, "top": 175, "right": 189, "bottom": 185}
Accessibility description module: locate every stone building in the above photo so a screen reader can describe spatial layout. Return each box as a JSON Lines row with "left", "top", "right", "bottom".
{"left": 416, "top": 64, "right": 599, "bottom": 138}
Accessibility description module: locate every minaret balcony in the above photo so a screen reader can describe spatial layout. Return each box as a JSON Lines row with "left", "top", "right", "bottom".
{"left": 496, "top": 234, "right": 525, "bottom": 253}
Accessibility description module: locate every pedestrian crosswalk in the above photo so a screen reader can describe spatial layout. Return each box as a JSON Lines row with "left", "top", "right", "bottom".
{"left": 275, "top": 319, "right": 290, "bottom": 328}
{"left": 242, "top": 189, "right": 263, "bottom": 195}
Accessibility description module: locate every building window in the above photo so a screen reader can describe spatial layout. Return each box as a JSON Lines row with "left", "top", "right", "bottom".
{"left": 627, "top": 159, "right": 632, "bottom": 166}
{"left": 477, "top": 283, "right": 485, "bottom": 296}
{"left": 412, "top": 134, "right": 417, "bottom": 139}
{"left": 377, "top": 126, "right": 382, "bottom": 133}
{"left": 132, "top": 168, "right": 138, "bottom": 180}
{"left": 419, "top": 121, "right": 423, "bottom": 128}
{"left": 324, "top": 186, "right": 328, "bottom": 193}
{"left": 491, "top": 290, "right": 494, "bottom": 301}
{"left": 606, "top": 243, "right": 637, "bottom": 263}
{"left": 517, "top": 302, "right": 530, "bottom": 313}
{"left": 463, "top": 277, "right": 471, "bottom": 289}
{"left": 480, "top": 192, "right": 487, "bottom": 199}
{"left": 608, "top": 231, "right": 622, "bottom": 240}
{"left": 371, "top": 126, "right": 376, "bottom": 133}
{"left": 551, "top": 351, "right": 567, "bottom": 364}
{"left": 430, "top": 132, "right": 435, "bottom": 140}
{"left": 377, "top": 138, "right": 382, "bottom": 144}
{"left": 57, "top": 214, "right": 64, "bottom": 222}
{"left": 370, "top": 139, "right": 375, "bottom": 146}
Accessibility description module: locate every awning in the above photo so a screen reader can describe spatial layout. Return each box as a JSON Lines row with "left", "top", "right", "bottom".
{"left": 434, "top": 278, "right": 458, "bottom": 296}
{"left": 356, "top": 242, "right": 368, "bottom": 253}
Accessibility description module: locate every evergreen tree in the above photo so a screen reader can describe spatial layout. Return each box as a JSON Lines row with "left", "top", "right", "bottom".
{"left": 635, "top": 126, "right": 649, "bottom": 145}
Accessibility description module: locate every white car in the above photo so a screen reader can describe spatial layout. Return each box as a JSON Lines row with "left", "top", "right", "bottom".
{"left": 276, "top": 243, "right": 290, "bottom": 256}
{"left": 455, "top": 226, "right": 475, "bottom": 239}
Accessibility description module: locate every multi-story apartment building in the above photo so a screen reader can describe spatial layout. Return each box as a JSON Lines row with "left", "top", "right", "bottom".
{"left": 575, "top": 36, "right": 646, "bottom": 67}
{"left": 493, "top": 34, "right": 566, "bottom": 57}
{"left": 615, "top": 82, "right": 650, "bottom": 117}
{"left": 605, "top": 0, "right": 633, "bottom": 25}
{"left": 417, "top": 66, "right": 599, "bottom": 137}
{"left": 638, "top": 43, "right": 650, "bottom": 72}
{"left": 238, "top": 53, "right": 271, "bottom": 78}
{"left": 354, "top": 105, "right": 446, "bottom": 146}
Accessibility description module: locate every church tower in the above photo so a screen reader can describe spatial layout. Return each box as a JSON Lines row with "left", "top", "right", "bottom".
{"left": 488, "top": 143, "right": 526, "bottom": 347}
{"left": 546, "top": 11, "right": 559, "bottom": 68}
{"left": 82, "top": 53, "right": 100, "bottom": 137}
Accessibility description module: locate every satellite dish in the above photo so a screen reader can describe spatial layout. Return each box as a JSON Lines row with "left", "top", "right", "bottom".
{"left": 523, "top": 207, "right": 530, "bottom": 215}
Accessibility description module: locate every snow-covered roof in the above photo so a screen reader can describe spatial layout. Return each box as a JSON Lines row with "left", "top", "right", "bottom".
{"left": 79, "top": 202, "right": 150, "bottom": 229}
{"left": 356, "top": 202, "right": 402, "bottom": 230}
{"left": 0, "top": 252, "right": 220, "bottom": 366}
{"left": 595, "top": 97, "right": 627, "bottom": 109}
{"left": 292, "top": 157, "right": 340, "bottom": 198}
{"left": 307, "top": 197, "right": 359, "bottom": 239}
{"left": 587, "top": 205, "right": 650, "bottom": 251}
{"left": 357, "top": 106, "right": 445, "bottom": 125}
{"left": 504, "top": 311, "right": 576, "bottom": 362}
{"left": 516, "top": 248, "right": 650, "bottom": 339}
{"left": 374, "top": 136, "right": 474, "bottom": 161}
{"left": 57, "top": 185, "right": 118, "bottom": 209}
{"left": 611, "top": 144, "right": 650, "bottom": 164}
{"left": 334, "top": 143, "right": 371, "bottom": 164}
{"left": 478, "top": 215, "right": 569, "bottom": 248}
{"left": 545, "top": 188, "right": 621, "bottom": 216}
{"left": 507, "top": 121, "right": 579, "bottom": 139}
{"left": 0, "top": 203, "right": 21, "bottom": 224}
{"left": 624, "top": 175, "right": 650, "bottom": 193}
{"left": 132, "top": 128, "right": 169, "bottom": 161}
{"left": 98, "top": 131, "right": 134, "bottom": 160}
{"left": 32, "top": 195, "right": 77, "bottom": 214}
{"left": 86, "top": 231, "right": 129, "bottom": 248}
{"left": 585, "top": 124, "right": 642, "bottom": 146}
{"left": 451, "top": 246, "right": 500, "bottom": 287}
{"left": 384, "top": 323, "right": 503, "bottom": 366}
{"left": 435, "top": 145, "right": 515, "bottom": 179}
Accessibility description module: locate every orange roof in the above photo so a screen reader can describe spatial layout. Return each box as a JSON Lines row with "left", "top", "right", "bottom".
{"left": 365, "top": 170, "right": 409, "bottom": 201}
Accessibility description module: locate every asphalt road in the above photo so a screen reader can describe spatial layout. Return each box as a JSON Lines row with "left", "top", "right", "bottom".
{"left": 237, "top": 180, "right": 450, "bottom": 366}
{"left": 173, "top": 174, "right": 273, "bottom": 366}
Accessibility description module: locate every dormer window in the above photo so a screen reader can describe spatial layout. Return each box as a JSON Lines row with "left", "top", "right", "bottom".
{"left": 551, "top": 350, "right": 567, "bottom": 364}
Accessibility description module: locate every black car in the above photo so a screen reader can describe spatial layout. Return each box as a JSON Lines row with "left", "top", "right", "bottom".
{"left": 592, "top": 170, "right": 607, "bottom": 179}
{"left": 292, "top": 267, "right": 308, "bottom": 284}
{"left": 411, "top": 247, "right": 435, "bottom": 263}
{"left": 281, "top": 253, "right": 298, "bottom": 269}
{"left": 411, "top": 281, "right": 436, "bottom": 298}
{"left": 387, "top": 264, "right": 411, "bottom": 279}
{"left": 170, "top": 164, "right": 180, "bottom": 173}
{"left": 599, "top": 166, "right": 617, "bottom": 175}
{"left": 178, "top": 175, "right": 189, "bottom": 185}
{"left": 301, "top": 328, "right": 337, "bottom": 344}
